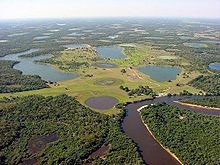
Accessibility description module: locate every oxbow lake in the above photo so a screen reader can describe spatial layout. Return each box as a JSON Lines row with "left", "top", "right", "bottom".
{"left": 0, "top": 49, "right": 78, "bottom": 82}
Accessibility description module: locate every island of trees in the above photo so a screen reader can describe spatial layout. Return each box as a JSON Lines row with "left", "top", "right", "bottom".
{"left": 182, "top": 97, "right": 220, "bottom": 108}
{"left": 189, "top": 74, "right": 220, "bottom": 95}
{"left": 141, "top": 103, "right": 220, "bottom": 164}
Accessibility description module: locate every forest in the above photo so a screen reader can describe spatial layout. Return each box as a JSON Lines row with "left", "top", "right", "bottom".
{"left": 141, "top": 103, "right": 220, "bottom": 165}
{"left": 0, "top": 95, "right": 143, "bottom": 164}
{"left": 189, "top": 74, "right": 220, "bottom": 95}
{"left": 182, "top": 97, "right": 220, "bottom": 108}
{"left": 19, "top": 47, "right": 65, "bottom": 58}
{"left": 0, "top": 60, "right": 48, "bottom": 93}
{"left": 120, "top": 85, "right": 157, "bottom": 97}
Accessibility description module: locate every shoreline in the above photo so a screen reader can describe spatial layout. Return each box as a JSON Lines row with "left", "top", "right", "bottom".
{"left": 138, "top": 105, "right": 183, "bottom": 165}
{"left": 174, "top": 101, "right": 220, "bottom": 111}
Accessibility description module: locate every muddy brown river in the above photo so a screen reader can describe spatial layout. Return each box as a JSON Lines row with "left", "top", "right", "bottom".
{"left": 122, "top": 95, "right": 220, "bottom": 165}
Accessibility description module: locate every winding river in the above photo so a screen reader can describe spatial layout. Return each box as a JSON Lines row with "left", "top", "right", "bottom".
{"left": 122, "top": 95, "right": 220, "bottom": 165}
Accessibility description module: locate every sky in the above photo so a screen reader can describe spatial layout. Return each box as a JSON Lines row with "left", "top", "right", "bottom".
{"left": 0, "top": 0, "right": 220, "bottom": 19}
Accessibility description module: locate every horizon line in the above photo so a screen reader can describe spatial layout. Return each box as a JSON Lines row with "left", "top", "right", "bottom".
{"left": 1, "top": 16, "right": 220, "bottom": 22}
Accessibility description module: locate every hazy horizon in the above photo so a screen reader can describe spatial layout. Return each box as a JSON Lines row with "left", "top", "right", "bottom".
{"left": 0, "top": 0, "right": 220, "bottom": 20}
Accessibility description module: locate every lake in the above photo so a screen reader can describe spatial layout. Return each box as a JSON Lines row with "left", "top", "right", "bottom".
{"left": 96, "top": 46, "right": 127, "bottom": 59}
{"left": 0, "top": 49, "right": 79, "bottom": 82}
{"left": 184, "top": 43, "right": 207, "bottom": 48}
{"left": 209, "top": 63, "right": 220, "bottom": 71}
{"left": 138, "top": 66, "right": 181, "bottom": 82}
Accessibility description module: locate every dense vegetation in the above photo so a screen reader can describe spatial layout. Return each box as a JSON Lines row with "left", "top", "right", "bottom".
{"left": 20, "top": 47, "right": 65, "bottom": 58}
{"left": 0, "top": 60, "right": 48, "bottom": 93}
{"left": 141, "top": 103, "right": 220, "bottom": 164}
{"left": 179, "top": 90, "right": 193, "bottom": 96}
{"left": 189, "top": 74, "right": 220, "bottom": 95}
{"left": 182, "top": 97, "right": 220, "bottom": 108}
{"left": 120, "top": 85, "right": 157, "bottom": 97}
{"left": 0, "top": 95, "right": 143, "bottom": 164}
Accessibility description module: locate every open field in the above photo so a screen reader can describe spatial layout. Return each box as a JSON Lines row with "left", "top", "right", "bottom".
{"left": 0, "top": 64, "right": 201, "bottom": 114}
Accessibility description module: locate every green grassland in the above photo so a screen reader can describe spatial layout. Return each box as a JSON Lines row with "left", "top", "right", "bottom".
{"left": 0, "top": 45, "right": 202, "bottom": 114}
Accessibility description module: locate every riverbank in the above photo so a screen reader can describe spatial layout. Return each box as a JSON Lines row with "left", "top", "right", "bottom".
{"left": 174, "top": 101, "right": 220, "bottom": 111}
{"left": 138, "top": 105, "right": 183, "bottom": 165}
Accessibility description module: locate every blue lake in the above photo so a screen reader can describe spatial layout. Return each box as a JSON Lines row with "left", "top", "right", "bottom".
{"left": 209, "top": 63, "right": 220, "bottom": 71}
{"left": 96, "top": 47, "right": 127, "bottom": 59}
{"left": 138, "top": 66, "right": 181, "bottom": 82}
{"left": 0, "top": 49, "right": 79, "bottom": 82}
{"left": 184, "top": 43, "right": 207, "bottom": 48}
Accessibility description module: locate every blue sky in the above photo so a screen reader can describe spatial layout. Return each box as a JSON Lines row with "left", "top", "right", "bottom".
{"left": 0, "top": 0, "right": 219, "bottom": 19}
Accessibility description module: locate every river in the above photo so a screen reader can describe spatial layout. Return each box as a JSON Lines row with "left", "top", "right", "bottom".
{"left": 122, "top": 95, "right": 220, "bottom": 165}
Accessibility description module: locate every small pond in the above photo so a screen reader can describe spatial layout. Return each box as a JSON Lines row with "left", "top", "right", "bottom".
{"left": 95, "top": 78, "right": 123, "bottom": 86}
{"left": 28, "top": 134, "right": 59, "bottom": 154}
{"left": 138, "top": 66, "right": 181, "bottom": 82}
{"left": 85, "top": 96, "right": 119, "bottom": 110}
{"left": 184, "top": 43, "right": 207, "bottom": 48}
{"left": 94, "top": 63, "right": 117, "bottom": 68}
{"left": 209, "top": 63, "right": 220, "bottom": 71}
{"left": 96, "top": 46, "right": 127, "bottom": 59}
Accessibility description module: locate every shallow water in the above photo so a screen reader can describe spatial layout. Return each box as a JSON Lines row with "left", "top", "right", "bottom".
{"left": 85, "top": 96, "right": 119, "bottom": 110}
{"left": 138, "top": 66, "right": 181, "bottom": 82}
{"left": 28, "top": 134, "right": 59, "bottom": 154}
{"left": 95, "top": 63, "right": 117, "bottom": 68}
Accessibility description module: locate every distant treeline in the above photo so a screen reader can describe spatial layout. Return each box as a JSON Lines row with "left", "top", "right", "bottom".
{"left": 120, "top": 85, "right": 157, "bottom": 97}
{"left": 182, "top": 97, "right": 220, "bottom": 108}
{"left": 20, "top": 47, "right": 65, "bottom": 58}
{"left": 189, "top": 74, "right": 220, "bottom": 95}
